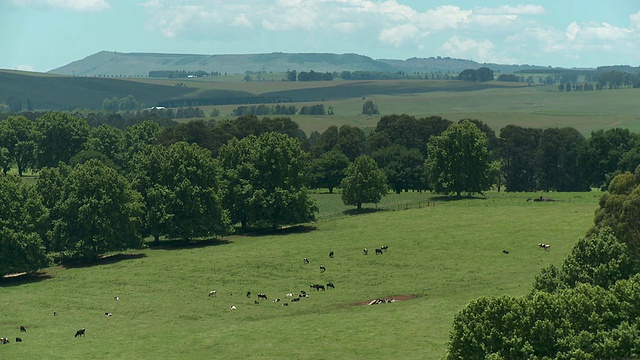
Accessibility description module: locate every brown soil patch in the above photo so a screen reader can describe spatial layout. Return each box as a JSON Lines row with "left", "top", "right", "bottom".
{"left": 350, "top": 294, "right": 417, "bottom": 306}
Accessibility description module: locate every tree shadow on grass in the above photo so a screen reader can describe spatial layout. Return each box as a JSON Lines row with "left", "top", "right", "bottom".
{"left": 342, "top": 208, "right": 387, "bottom": 216}
{"left": 147, "top": 237, "right": 233, "bottom": 250}
{"left": 62, "top": 253, "right": 148, "bottom": 269}
{"left": 430, "top": 194, "right": 487, "bottom": 202}
{"left": 0, "top": 271, "right": 53, "bottom": 287}
{"left": 242, "top": 224, "right": 317, "bottom": 237}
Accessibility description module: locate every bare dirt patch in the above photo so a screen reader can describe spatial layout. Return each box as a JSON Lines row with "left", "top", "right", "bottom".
{"left": 350, "top": 294, "right": 417, "bottom": 306}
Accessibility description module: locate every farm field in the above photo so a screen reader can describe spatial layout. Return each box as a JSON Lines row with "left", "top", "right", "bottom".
{"left": 0, "top": 190, "right": 601, "bottom": 359}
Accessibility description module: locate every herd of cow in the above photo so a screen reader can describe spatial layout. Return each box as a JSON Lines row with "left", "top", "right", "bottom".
{"left": 210, "top": 245, "right": 389, "bottom": 310}
{"left": 1, "top": 245, "right": 391, "bottom": 345}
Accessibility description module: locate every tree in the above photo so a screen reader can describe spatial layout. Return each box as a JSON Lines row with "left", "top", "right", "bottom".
{"left": 37, "top": 160, "right": 143, "bottom": 261}
{"left": 34, "top": 112, "right": 89, "bottom": 169}
{"left": 117, "top": 120, "right": 160, "bottom": 170}
{"left": 84, "top": 124, "right": 124, "bottom": 163}
{"left": 362, "top": 100, "right": 379, "bottom": 115}
{"left": 311, "top": 125, "right": 339, "bottom": 158}
{"left": 218, "top": 132, "right": 317, "bottom": 231}
{"left": 535, "top": 127, "right": 588, "bottom": 191}
{"left": 499, "top": 125, "right": 542, "bottom": 192}
{"left": 372, "top": 145, "right": 425, "bottom": 193}
{"left": 307, "top": 150, "right": 350, "bottom": 193}
{"left": 0, "top": 115, "right": 37, "bottom": 176}
{"left": 0, "top": 174, "right": 49, "bottom": 275}
{"left": 426, "top": 120, "right": 492, "bottom": 196}
{"left": 341, "top": 155, "right": 388, "bottom": 209}
{"left": 335, "top": 125, "right": 366, "bottom": 161}
{"left": 129, "top": 142, "right": 230, "bottom": 242}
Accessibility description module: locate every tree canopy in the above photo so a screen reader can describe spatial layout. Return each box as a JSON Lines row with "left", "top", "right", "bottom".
{"left": 340, "top": 155, "right": 388, "bottom": 209}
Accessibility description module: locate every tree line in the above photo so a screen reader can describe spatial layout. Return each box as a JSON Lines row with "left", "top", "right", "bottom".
{"left": 2, "top": 111, "right": 640, "bottom": 275}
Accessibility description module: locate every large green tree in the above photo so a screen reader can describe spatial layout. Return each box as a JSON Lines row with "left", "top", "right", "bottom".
{"left": 340, "top": 155, "right": 388, "bottom": 209}
{"left": 372, "top": 145, "right": 425, "bottom": 193}
{"left": 307, "top": 150, "right": 350, "bottom": 193}
{"left": 0, "top": 174, "right": 49, "bottom": 275}
{"left": 0, "top": 115, "right": 37, "bottom": 176}
{"left": 536, "top": 127, "right": 588, "bottom": 192}
{"left": 499, "top": 125, "right": 542, "bottom": 192}
{"left": 129, "top": 142, "right": 230, "bottom": 242}
{"left": 218, "top": 132, "right": 317, "bottom": 231}
{"left": 37, "top": 160, "right": 143, "bottom": 261}
{"left": 34, "top": 112, "right": 89, "bottom": 169}
{"left": 426, "top": 120, "right": 492, "bottom": 196}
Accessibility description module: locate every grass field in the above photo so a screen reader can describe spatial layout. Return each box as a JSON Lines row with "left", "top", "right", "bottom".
{"left": 0, "top": 190, "right": 601, "bottom": 359}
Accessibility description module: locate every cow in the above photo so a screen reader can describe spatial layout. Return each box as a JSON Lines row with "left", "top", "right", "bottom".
{"left": 329, "top": 251, "right": 334, "bottom": 258}
{"left": 114, "top": 296, "right": 119, "bottom": 301}
{"left": 53, "top": 311, "right": 58, "bottom": 316}
{"left": 254, "top": 300, "right": 260, "bottom": 304}
{"left": 246, "top": 291, "right": 252, "bottom": 298}
{"left": 310, "top": 284, "right": 325, "bottom": 291}
{"left": 291, "top": 297, "right": 300, "bottom": 302}
{"left": 20, "top": 326, "right": 26, "bottom": 332}
{"left": 326, "top": 282, "right": 335, "bottom": 289}
{"left": 230, "top": 305, "right": 237, "bottom": 310}
{"left": 208, "top": 290, "right": 217, "bottom": 297}
{"left": 105, "top": 312, "right": 113, "bottom": 316}
{"left": 502, "top": 250, "right": 510, "bottom": 254}
{"left": 363, "top": 248, "right": 368, "bottom": 255}
{"left": 0, "top": 337, "right": 9, "bottom": 344}
{"left": 257, "top": 293, "right": 268, "bottom": 300}
{"left": 320, "top": 265, "right": 326, "bottom": 272}
{"left": 375, "top": 248, "right": 383, "bottom": 255}
{"left": 74, "top": 328, "right": 86, "bottom": 338}
{"left": 273, "top": 298, "right": 281, "bottom": 303}
{"left": 15, "top": 337, "right": 22, "bottom": 342}
{"left": 303, "top": 257, "right": 309, "bottom": 264}
{"left": 538, "top": 243, "right": 551, "bottom": 251}
{"left": 380, "top": 245, "right": 389, "bottom": 251}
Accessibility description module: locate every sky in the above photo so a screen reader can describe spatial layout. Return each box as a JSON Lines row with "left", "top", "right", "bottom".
{"left": 1, "top": 0, "right": 639, "bottom": 72}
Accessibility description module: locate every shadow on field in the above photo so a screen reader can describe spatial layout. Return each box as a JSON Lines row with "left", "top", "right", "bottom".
{"left": 343, "top": 208, "right": 387, "bottom": 216}
{"left": 430, "top": 195, "right": 487, "bottom": 202}
{"left": 63, "top": 253, "right": 147, "bottom": 269}
{"left": 147, "top": 238, "right": 232, "bottom": 250}
{"left": 0, "top": 272, "right": 53, "bottom": 287}
{"left": 244, "top": 225, "right": 317, "bottom": 237}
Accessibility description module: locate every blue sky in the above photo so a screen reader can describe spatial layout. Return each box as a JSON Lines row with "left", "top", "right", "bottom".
{"left": 1, "top": 0, "right": 639, "bottom": 72}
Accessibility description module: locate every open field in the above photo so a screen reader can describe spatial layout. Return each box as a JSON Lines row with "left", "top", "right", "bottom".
{"left": 0, "top": 190, "right": 601, "bottom": 359}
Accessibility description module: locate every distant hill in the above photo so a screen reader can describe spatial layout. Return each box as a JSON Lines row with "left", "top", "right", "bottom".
{"left": 48, "top": 51, "right": 560, "bottom": 77}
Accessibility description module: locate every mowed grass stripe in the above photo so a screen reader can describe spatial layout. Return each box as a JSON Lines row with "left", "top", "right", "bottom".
{"left": 0, "top": 191, "right": 599, "bottom": 359}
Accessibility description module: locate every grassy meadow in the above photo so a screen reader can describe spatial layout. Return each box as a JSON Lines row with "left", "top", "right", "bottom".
{"left": 1, "top": 190, "right": 601, "bottom": 359}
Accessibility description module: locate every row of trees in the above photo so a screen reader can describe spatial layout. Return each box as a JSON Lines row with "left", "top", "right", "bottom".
{"left": 445, "top": 168, "right": 640, "bottom": 359}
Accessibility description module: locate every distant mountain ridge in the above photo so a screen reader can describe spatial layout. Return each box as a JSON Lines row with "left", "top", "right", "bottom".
{"left": 48, "top": 51, "right": 560, "bottom": 77}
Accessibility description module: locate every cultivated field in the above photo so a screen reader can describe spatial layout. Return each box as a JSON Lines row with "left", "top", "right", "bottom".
{"left": 0, "top": 190, "right": 601, "bottom": 359}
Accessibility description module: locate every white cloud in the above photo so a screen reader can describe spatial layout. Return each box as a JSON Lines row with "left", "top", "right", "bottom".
{"left": 440, "top": 36, "right": 496, "bottom": 62}
{"left": 10, "top": 0, "right": 110, "bottom": 12}
{"left": 476, "top": 4, "right": 545, "bottom": 15}
{"left": 15, "top": 64, "right": 36, "bottom": 72}
{"left": 379, "top": 23, "right": 420, "bottom": 47}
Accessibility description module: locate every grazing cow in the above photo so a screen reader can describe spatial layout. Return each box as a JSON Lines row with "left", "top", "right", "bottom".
{"left": 283, "top": 303, "right": 289, "bottom": 306}
{"left": 326, "top": 282, "right": 335, "bottom": 289}
{"left": 380, "top": 245, "right": 389, "bottom": 251}
{"left": 246, "top": 291, "right": 252, "bottom": 298}
{"left": 230, "top": 305, "right": 237, "bottom": 310}
{"left": 329, "top": 251, "right": 334, "bottom": 258}
{"left": 114, "top": 296, "right": 119, "bottom": 301}
{"left": 20, "top": 326, "right": 26, "bottom": 332}
{"left": 291, "top": 297, "right": 300, "bottom": 302}
{"left": 15, "top": 337, "right": 22, "bottom": 342}
{"left": 502, "top": 250, "right": 510, "bottom": 254}
{"left": 1, "top": 337, "right": 9, "bottom": 344}
{"left": 538, "top": 243, "right": 551, "bottom": 251}
{"left": 273, "top": 298, "right": 281, "bottom": 303}
{"left": 105, "top": 312, "right": 113, "bottom": 316}
{"left": 363, "top": 248, "right": 368, "bottom": 255}
{"left": 208, "top": 290, "right": 217, "bottom": 297}
{"left": 310, "top": 284, "right": 325, "bottom": 291}
{"left": 320, "top": 265, "right": 326, "bottom": 272}
{"left": 53, "top": 311, "right": 58, "bottom": 316}
{"left": 300, "top": 290, "right": 307, "bottom": 295}
{"left": 74, "top": 328, "right": 86, "bottom": 338}
{"left": 303, "top": 257, "right": 309, "bottom": 264}
{"left": 285, "top": 293, "right": 294, "bottom": 297}
{"left": 257, "top": 293, "right": 268, "bottom": 300}
{"left": 375, "top": 248, "right": 383, "bottom": 255}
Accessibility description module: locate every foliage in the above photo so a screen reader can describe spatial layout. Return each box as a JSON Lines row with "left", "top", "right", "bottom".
{"left": 117, "top": 120, "right": 160, "bottom": 170}
{"left": 536, "top": 127, "right": 588, "bottom": 191}
{"left": 217, "top": 132, "right": 317, "bottom": 231}
{"left": 340, "top": 155, "right": 388, "bottom": 209}
{"left": 34, "top": 111, "right": 89, "bottom": 169}
{"left": 534, "top": 227, "right": 639, "bottom": 292}
{"left": 372, "top": 145, "right": 425, "bottom": 193}
{"left": 362, "top": 100, "right": 379, "bottom": 115}
{"left": 36, "top": 160, "right": 143, "bottom": 261}
{"left": 499, "top": 125, "right": 543, "bottom": 192}
{"left": 368, "top": 114, "right": 452, "bottom": 157}
{"left": 129, "top": 142, "right": 230, "bottom": 242}
{"left": 307, "top": 150, "right": 350, "bottom": 193}
{"left": 426, "top": 120, "right": 492, "bottom": 196}
{"left": 84, "top": 123, "right": 124, "bottom": 163}
{"left": 0, "top": 174, "right": 49, "bottom": 275}
{"left": 592, "top": 167, "right": 640, "bottom": 256}
{"left": 0, "top": 115, "right": 37, "bottom": 176}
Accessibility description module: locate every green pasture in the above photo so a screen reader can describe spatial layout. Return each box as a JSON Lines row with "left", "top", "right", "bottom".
{"left": 0, "top": 190, "right": 601, "bottom": 359}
